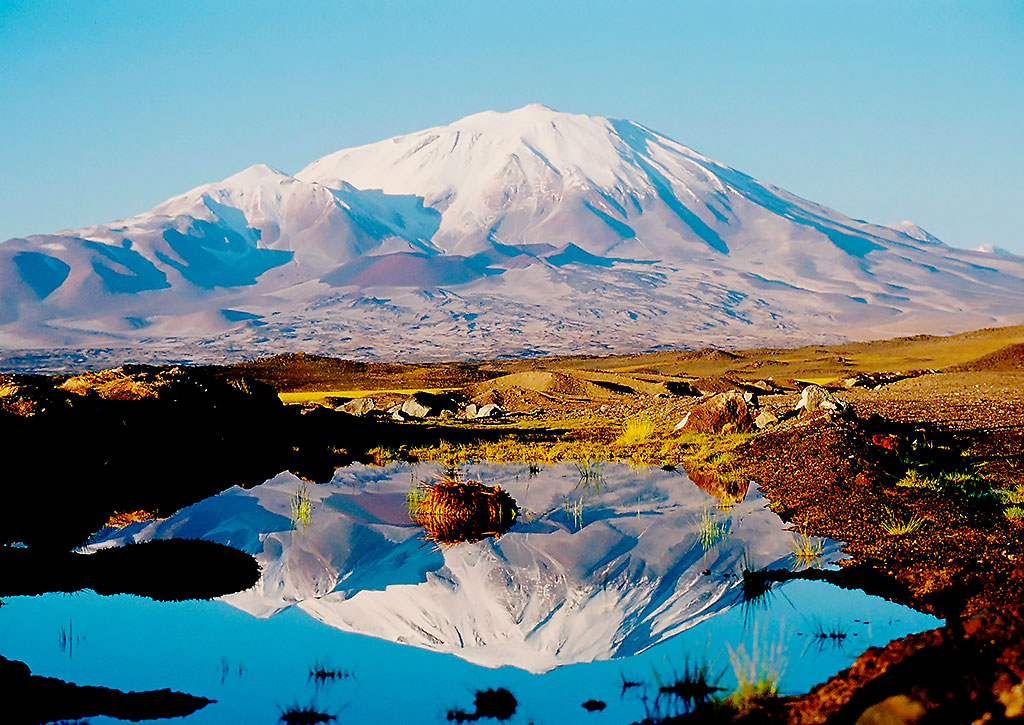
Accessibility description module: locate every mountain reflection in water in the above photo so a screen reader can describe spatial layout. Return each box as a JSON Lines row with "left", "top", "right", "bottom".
{"left": 92, "top": 462, "right": 842, "bottom": 673}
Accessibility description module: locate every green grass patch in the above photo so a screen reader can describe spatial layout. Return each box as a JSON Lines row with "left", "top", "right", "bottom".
{"left": 897, "top": 437, "right": 996, "bottom": 500}
{"left": 726, "top": 626, "right": 786, "bottom": 709}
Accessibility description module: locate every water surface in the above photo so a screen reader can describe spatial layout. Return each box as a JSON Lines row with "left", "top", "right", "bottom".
{"left": 1, "top": 462, "right": 940, "bottom": 723}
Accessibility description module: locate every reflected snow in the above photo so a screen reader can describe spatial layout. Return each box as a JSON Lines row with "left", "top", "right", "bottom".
{"left": 94, "top": 461, "right": 844, "bottom": 672}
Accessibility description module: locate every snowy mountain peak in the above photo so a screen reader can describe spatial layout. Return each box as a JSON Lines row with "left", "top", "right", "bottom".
{"left": 887, "top": 220, "right": 944, "bottom": 245}
{"left": 2, "top": 106, "right": 1024, "bottom": 366}
{"left": 222, "top": 162, "right": 291, "bottom": 184}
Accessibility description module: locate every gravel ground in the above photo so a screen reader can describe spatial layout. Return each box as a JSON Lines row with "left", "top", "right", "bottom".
{"left": 845, "top": 371, "right": 1024, "bottom": 432}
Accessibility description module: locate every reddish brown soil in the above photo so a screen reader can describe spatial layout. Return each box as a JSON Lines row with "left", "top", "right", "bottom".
{"left": 728, "top": 372, "right": 1024, "bottom": 724}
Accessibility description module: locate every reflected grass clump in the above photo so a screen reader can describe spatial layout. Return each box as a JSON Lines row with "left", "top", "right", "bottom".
{"left": 447, "top": 687, "right": 517, "bottom": 722}
{"left": 563, "top": 496, "right": 584, "bottom": 530}
{"left": 308, "top": 659, "right": 353, "bottom": 684}
{"left": 697, "top": 505, "right": 729, "bottom": 552}
{"left": 279, "top": 703, "right": 336, "bottom": 724}
{"left": 810, "top": 619, "right": 849, "bottom": 644}
{"left": 574, "top": 458, "right": 605, "bottom": 489}
{"left": 656, "top": 658, "right": 725, "bottom": 708}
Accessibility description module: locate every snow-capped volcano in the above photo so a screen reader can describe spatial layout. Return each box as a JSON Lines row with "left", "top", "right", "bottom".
{"left": 2, "top": 105, "right": 1023, "bottom": 367}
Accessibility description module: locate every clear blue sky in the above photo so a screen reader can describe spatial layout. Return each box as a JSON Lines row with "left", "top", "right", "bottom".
{"left": 2, "top": 0, "right": 1022, "bottom": 253}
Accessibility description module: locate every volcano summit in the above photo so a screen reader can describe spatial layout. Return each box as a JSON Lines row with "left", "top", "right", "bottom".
{"left": 2, "top": 105, "right": 1022, "bottom": 368}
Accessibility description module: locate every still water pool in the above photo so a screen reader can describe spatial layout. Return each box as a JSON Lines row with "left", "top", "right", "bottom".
{"left": 1, "top": 462, "right": 940, "bottom": 723}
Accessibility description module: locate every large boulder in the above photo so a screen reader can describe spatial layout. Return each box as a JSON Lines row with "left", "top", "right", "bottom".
{"left": 679, "top": 391, "right": 755, "bottom": 435}
{"left": 754, "top": 409, "right": 779, "bottom": 430}
{"left": 795, "top": 385, "right": 848, "bottom": 416}
{"left": 475, "top": 403, "right": 503, "bottom": 419}
{"left": 399, "top": 391, "right": 463, "bottom": 419}
{"left": 339, "top": 397, "right": 375, "bottom": 416}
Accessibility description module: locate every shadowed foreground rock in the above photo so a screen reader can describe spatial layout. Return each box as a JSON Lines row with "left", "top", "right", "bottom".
{"left": 1, "top": 654, "right": 212, "bottom": 725}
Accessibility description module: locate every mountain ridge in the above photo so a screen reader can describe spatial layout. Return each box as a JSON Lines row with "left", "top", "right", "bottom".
{"left": 2, "top": 105, "right": 1022, "bottom": 365}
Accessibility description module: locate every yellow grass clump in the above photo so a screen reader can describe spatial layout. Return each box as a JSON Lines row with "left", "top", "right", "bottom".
{"left": 408, "top": 475, "right": 518, "bottom": 544}
{"left": 615, "top": 418, "right": 657, "bottom": 447}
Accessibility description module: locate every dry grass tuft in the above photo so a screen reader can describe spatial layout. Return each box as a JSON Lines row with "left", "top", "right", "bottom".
{"left": 615, "top": 417, "right": 657, "bottom": 447}
{"left": 0, "top": 382, "right": 21, "bottom": 397}
{"left": 881, "top": 508, "right": 926, "bottom": 536}
{"left": 409, "top": 475, "right": 518, "bottom": 544}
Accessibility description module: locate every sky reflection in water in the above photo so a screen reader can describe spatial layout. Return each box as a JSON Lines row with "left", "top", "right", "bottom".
{"left": 1, "top": 462, "right": 941, "bottom": 723}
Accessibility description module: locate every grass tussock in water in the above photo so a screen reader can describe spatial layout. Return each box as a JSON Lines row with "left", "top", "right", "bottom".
{"left": 696, "top": 505, "right": 729, "bottom": 552}
{"left": 290, "top": 482, "right": 313, "bottom": 533}
{"left": 726, "top": 626, "right": 786, "bottom": 709}
{"left": 791, "top": 527, "right": 825, "bottom": 565}
{"left": 409, "top": 475, "right": 519, "bottom": 545}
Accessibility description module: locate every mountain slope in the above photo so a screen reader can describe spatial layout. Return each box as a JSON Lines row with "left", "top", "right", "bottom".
{"left": 2, "top": 105, "right": 1022, "bottom": 366}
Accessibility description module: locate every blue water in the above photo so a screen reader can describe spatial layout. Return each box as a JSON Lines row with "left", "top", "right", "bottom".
{"left": 0, "top": 462, "right": 941, "bottom": 723}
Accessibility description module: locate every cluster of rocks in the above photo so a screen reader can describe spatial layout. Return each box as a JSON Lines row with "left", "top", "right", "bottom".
{"left": 675, "top": 383, "right": 849, "bottom": 435}
{"left": 338, "top": 390, "right": 503, "bottom": 422}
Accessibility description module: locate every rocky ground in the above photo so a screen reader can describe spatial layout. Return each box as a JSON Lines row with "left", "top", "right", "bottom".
{"left": 2, "top": 325, "right": 1023, "bottom": 723}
